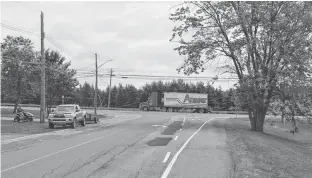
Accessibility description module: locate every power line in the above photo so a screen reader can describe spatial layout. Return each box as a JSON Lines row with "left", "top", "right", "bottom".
{"left": 75, "top": 63, "right": 95, "bottom": 71}
{"left": 2, "top": 22, "right": 91, "bottom": 65}
{"left": 1, "top": 23, "right": 40, "bottom": 37}
{"left": 45, "top": 36, "right": 74, "bottom": 55}
{"left": 76, "top": 71, "right": 238, "bottom": 80}
{"left": 98, "top": 73, "right": 238, "bottom": 80}
{"left": 1, "top": 20, "right": 39, "bottom": 33}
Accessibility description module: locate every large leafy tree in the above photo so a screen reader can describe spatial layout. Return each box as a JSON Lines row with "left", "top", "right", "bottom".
{"left": 169, "top": 1, "right": 312, "bottom": 131}
{"left": 270, "top": 65, "right": 312, "bottom": 131}
{"left": 44, "top": 49, "right": 79, "bottom": 113}
{"left": 1, "top": 36, "right": 39, "bottom": 113}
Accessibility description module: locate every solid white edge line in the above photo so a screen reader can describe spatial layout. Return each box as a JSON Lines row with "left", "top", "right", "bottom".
{"left": 161, "top": 118, "right": 214, "bottom": 178}
{"left": 163, "top": 152, "right": 171, "bottom": 163}
{"left": 174, "top": 136, "right": 178, "bottom": 141}
{"left": 182, "top": 117, "right": 185, "bottom": 126}
{"left": 1, "top": 128, "right": 128, "bottom": 173}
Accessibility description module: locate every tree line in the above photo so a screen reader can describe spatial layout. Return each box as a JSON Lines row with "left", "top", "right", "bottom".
{"left": 1, "top": 35, "right": 239, "bottom": 112}
{"left": 71, "top": 80, "right": 239, "bottom": 111}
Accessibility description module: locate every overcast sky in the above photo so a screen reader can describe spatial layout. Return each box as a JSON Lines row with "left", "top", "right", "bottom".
{"left": 1, "top": 1, "right": 237, "bottom": 90}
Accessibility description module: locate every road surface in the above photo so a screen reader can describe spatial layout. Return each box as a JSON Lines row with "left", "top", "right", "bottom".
{"left": 1, "top": 111, "right": 234, "bottom": 178}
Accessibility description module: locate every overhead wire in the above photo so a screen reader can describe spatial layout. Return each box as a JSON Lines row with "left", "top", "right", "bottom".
{"left": 9, "top": 2, "right": 92, "bottom": 66}
{"left": 1, "top": 22, "right": 92, "bottom": 67}
{"left": 97, "top": 73, "right": 238, "bottom": 79}
{"left": 1, "top": 23, "right": 40, "bottom": 37}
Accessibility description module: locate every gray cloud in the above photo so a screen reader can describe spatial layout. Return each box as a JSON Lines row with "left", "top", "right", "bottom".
{"left": 1, "top": 1, "right": 235, "bottom": 90}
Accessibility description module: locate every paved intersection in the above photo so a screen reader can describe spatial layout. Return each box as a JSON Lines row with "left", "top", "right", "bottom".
{"left": 1, "top": 111, "right": 234, "bottom": 178}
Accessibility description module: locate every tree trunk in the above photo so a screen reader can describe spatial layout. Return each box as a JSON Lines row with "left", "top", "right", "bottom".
{"left": 281, "top": 109, "right": 286, "bottom": 124}
{"left": 248, "top": 108, "right": 256, "bottom": 131}
{"left": 290, "top": 106, "right": 299, "bottom": 133}
{"left": 13, "top": 76, "right": 22, "bottom": 114}
{"left": 248, "top": 99, "right": 268, "bottom": 132}
{"left": 281, "top": 99, "right": 286, "bottom": 124}
{"left": 46, "top": 94, "right": 53, "bottom": 116}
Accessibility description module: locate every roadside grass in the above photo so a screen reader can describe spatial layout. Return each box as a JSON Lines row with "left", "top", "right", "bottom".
{"left": 1, "top": 107, "right": 111, "bottom": 135}
{"left": 225, "top": 117, "right": 312, "bottom": 178}
{"left": 1, "top": 120, "right": 53, "bottom": 134}
{"left": 1, "top": 107, "right": 41, "bottom": 118}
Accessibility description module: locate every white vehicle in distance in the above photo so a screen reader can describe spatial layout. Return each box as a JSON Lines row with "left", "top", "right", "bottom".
{"left": 48, "top": 104, "right": 87, "bottom": 129}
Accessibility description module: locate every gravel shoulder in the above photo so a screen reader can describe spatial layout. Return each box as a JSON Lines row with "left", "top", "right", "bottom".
{"left": 224, "top": 117, "right": 312, "bottom": 178}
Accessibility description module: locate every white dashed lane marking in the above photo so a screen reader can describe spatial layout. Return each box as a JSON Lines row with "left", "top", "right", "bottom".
{"left": 161, "top": 118, "right": 215, "bottom": 178}
{"left": 163, "top": 152, "right": 171, "bottom": 163}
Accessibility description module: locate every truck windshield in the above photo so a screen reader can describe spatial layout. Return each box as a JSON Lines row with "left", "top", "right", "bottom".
{"left": 56, "top": 106, "right": 75, "bottom": 112}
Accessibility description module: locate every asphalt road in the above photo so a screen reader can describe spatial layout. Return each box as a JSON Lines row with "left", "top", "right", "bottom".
{"left": 1, "top": 111, "right": 236, "bottom": 178}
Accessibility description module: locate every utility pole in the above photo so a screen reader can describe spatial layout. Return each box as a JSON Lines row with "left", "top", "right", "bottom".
{"left": 108, "top": 68, "right": 113, "bottom": 109}
{"left": 40, "top": 11, "right": 45, "bottom": 123}
{"left": 94, "top": 53, "right": 98, "bottom": 117}
{"left": 115, "top": 88, "right": 118, "bottom": 108}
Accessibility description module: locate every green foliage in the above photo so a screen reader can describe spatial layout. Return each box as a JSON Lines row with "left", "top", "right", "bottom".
{"left": 1, "top": 36, "right": 38, "bottom": 110}
{"left": 78, "top": 82, "right": 94, "bottom": 106}
{"left": 69, "top": 79, "right": 237, "bottom": 111}
{"left": 169, "top": 1, "right": 312, "bottom": 131}
{"left": 269, "top": 66, "right": 312, "bottom": 128}
{"left": 45, "top": 49, "right": 79, "bottom": 109}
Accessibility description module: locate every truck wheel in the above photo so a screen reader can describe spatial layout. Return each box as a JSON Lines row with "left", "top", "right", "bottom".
{"left": 143, "top": 107, "right": 149, "bottom": 111}
{"left": 81, "top": 116, "right": 86, "bottom": 126}
{"left": 49, "top": 123, "right": 54, "bottom": 129}
{"left": 199, "top": 109, "right": 205, "bottom": 113}
{"left": 71, "top": 119, "right": 76, "bottom": 129}
{"left": 168, "top": 108, "right": 173, "bottom": 112}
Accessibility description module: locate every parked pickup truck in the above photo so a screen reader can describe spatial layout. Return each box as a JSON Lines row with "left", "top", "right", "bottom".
{"left": 48, "top": 104, "right": 97, "bottom": 129}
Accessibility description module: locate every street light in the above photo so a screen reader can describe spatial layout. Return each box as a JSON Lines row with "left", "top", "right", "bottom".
{"left": 94, "top": 57, "right": 113, "bottom": 119}
{"left": 98, "top": 59, "right": 113, "bottom": 69}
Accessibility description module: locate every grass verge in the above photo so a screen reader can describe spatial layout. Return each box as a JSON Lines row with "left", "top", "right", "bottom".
{"left": 224, "top": 117, "right": 312, "bottom": 178}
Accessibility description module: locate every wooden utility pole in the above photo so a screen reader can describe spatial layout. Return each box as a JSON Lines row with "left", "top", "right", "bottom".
{"left": 40, "top": 12, "right": 46, "bottom": 123}
{"left": 108, "top": 68, "right": 113, "bottom": 109}
{"left": 94, "top": 53, "right": 98, "bottom": 117}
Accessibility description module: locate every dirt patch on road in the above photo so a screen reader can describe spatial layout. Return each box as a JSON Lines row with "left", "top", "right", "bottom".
{"left": 224, "top": 118, "right": 312, "bottom": 178}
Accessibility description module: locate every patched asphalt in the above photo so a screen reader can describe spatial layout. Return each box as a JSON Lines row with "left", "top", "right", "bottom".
{"left": 162, "top": 121, "right": 183, "bottom": 135}
{"left": 147, "top": 137, "right": 172, "bottom": 146}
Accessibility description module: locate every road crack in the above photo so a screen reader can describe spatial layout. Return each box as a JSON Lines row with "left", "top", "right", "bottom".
{"left": 86, "top": 133, "right": 149, "bottom": 178}
{"left": 131, "top": 150, "right": 157, "bottom": 178}
{"left": 61, "top": 145, "right": 119, "bottom": 178}
{"left": 42, "top": 164, "right": 64, "bottom": 178}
